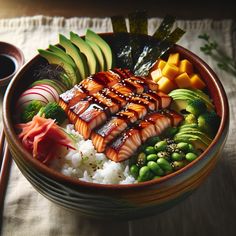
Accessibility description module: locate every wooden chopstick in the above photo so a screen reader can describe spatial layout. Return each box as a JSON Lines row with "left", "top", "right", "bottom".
{"left": 0, "top": 128, "right": 12, "bottom": 214}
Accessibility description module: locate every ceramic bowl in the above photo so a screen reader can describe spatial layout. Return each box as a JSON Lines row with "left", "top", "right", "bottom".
{"left": 0, "top": 41, "right": 24, "bottom": 87}
{"left": 2, "top": 33, "right": 229, "bottom": 220}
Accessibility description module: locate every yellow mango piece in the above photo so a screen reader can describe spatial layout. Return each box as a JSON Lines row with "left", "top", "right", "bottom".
{"left": 190, "top": 74, "right": 206, "bottom": 90}
{"left": 151, "top": 59, "right": 166, "bottom": 71}
{"left": 162, "top": 63, "right": 179, "bottom": 80}
{"left": 157, "top": 59, "right": 167, "bottom": 70}
{"left": 157, "top": 76, "right": 177, "bottom": 93}
{"left": 174, "top": 72, "right": 192, "bottom": 88}
{"left": 179, "top": 59, "right": 193, "bottom": 74}
{"left": 167, "top": 53, "right": 180, "bottom": 66}
{"left": 150, "top": 68, "right": 162, "bottom": 82}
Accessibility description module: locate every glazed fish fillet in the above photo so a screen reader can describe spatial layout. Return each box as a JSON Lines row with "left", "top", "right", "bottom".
{"left": 59, "top": 68, "right": 131, "bottom": 111}
{"left": 58, "top": 69, "right": 181, "bottom": 161}
{"left": 105, "top": 110, "right": 183, "bottom": 162}
{"left": 91, "top": 91, "right": 172, "bottom": 152}
{"left": 67, "top": 76, "right": 160, "bottom": 139}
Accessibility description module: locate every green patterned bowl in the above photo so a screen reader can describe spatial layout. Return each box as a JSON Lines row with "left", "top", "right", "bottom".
{"left": 2, "top": 33, "right": 229, "bottom": 220}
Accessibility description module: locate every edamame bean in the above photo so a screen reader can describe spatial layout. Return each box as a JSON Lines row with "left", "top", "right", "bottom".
{"left": 185, "top": 152, "right": 197, "bottom": 162}
{"left": 147, "top": 161, "right": 164, "bottom": 176}
{"left": 157, "top": 158, "right": 173, "bottom": 171}
{"left": 155, "top": 140, "right": 167, "bottom": 152}
{"left": 147, "top": 154, "right": 158, "bottom": 161}
{"left": 177, "top": 142, "right": 189, "bottom": 153}
{"left": 171, "top": 152, "right": 184, "bottom": 161}
{"left": 145, "top": 146, "right": 156, "bottom": 155}
{"left": 130, "top": 164, "right": 139, "bottom": 178}
{"left": 138, "top": 166, "right": 152, "bottom": 182}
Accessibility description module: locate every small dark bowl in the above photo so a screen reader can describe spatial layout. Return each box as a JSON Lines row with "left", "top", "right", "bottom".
{"left": 0, "top": 41, "right": 24, "bottom": 87}
{"left": 2, "top": 33, "right": 229, "bottom": 220}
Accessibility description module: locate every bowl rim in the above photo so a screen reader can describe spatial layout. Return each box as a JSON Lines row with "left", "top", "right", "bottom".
{"left": 2, "top": 34, "right": 229, "bottom": 190}
{"left": 0, "top": 41, "right": 25, "bottom": 86}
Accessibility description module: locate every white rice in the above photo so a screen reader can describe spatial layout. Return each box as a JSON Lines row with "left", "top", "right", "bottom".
{"left": 50, "top": 124, "right": 136, "bottom": 184}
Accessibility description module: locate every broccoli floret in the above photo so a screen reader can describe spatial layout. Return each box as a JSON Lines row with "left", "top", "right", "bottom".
{"left": 186, "top": 99, "right": 207, "bottom": 116}
{"left": 184, "top": 114, "right": 197, "bottom": 124}
{"left": 38, "top": 102, "right": 66, "bottom": 125}
{"left": 21, "top": 100, "right": 43, "bottom": 123}
{"left": 198, "top": 111, "right": 220, "bottom": 137}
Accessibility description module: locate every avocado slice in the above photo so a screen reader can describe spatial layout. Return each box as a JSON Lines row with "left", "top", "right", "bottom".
{"left": 70, "top": 32, "right": 98, "bottom": 75}
{"left": 169, "top": 89, "right": 214, "bottom": 111}
{"left": 85, "top": 38, "right": 105, "bottom": 71}
{"left": 59, "top": 34, "right": 89, "bottom": 81}
{"left": 38, "top": 49, "right": 77, "bottom": 87}
{"left": 85, "top": 29, "right": 113, "bottom": 70}
{"left": 174, "top": 124, "right": 212, "bottom": 151}
{"left": 48, "top": 44, "right": 77, "bottom": 69}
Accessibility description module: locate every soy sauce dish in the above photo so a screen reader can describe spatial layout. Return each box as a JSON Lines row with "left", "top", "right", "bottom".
{"left": 2, "top": 28, "right": 229, "bottom": 220}
{"left": 0, "top": 41, "right": 24, "bottom": 87}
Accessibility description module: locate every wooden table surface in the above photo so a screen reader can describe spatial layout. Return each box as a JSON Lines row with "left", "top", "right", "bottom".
{"left": 0, "top": 0, "right": 235, "bottom": 20}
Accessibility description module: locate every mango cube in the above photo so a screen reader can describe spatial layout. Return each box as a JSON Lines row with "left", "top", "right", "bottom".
{"left": 151, "top": 59, "right": 166, "bottom": 71}
{"left": 174, "top": 72, "right": 192, "bottom": 88}
{"left": 179, "top": 59, "right": 193, "bottom": 74}
{"left": 162, "top": 63, "right": 179, "bottom": 80}
{"left": 167, "top": 53, "right": 180, "bottom": 66}
{"left": 190, "top": 74, "right": 206, "bottom": 90}
{"left": 150, "top": 68, "right": 162, "bottom": 82}
{"left": 157, "top": 59, "right": 167, "bottom": 70}
{"left": 157, "top": 76, "right": 177, "bottom": 93}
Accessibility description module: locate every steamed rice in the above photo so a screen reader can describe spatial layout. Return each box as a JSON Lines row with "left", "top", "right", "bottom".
{"left": 50, "top": 124, "right": 136, "bottom": 184}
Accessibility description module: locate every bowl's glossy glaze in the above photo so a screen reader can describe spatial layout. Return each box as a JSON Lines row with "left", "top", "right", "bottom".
{"left": 2, "top": 33, "right": 229, "bottom": 220}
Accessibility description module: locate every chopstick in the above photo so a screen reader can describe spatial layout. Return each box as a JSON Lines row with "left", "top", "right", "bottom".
{"left": 0, "top": 128, "right": 12, "bottom": 213}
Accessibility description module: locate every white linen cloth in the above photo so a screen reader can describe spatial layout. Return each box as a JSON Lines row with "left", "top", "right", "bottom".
{"left": 0, "top": 16, "right": 236, "bottom": 236}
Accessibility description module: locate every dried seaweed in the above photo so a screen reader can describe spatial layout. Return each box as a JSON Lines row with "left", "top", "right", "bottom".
{"left": 110, "top": 12, "right": 185, "bottom": 75}
{"left": 128, "top": 11, "right": 148, "bottom": 67}
{"left": 133, "top": 44, "right": 161, "bottom": 76}
{"left": 111, "top": 14, "right": 133, "bottom": 69}
{"left": 116, "top": 43, "right": 133, "bottom": 69}
{"left": 128, "top": 11, "right": 147, "bottom": 35}
{"left": 152, "top": 15, "right": 176, "bottom": 41}
{"left": 134, "top": 28, "right": 185, "bottom": 76}
{"left": 111, "top": 15, "right": 127, "bottom": 33}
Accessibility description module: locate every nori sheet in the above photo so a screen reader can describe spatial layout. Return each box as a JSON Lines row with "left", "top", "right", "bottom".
{"left": 110, "top": 12, "right": 185, "bottom": 75}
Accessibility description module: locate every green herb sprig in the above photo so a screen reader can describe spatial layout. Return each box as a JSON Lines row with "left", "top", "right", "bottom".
{"left": 199, "top": 33, "right": 236, "bottom": 77}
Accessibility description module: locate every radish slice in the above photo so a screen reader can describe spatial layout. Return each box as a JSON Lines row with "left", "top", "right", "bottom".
{"left": 17, "top": 82, "right": 60, "bottom": 113}
{"left": 33, "top": 85, "right": 59, "bottom": 102}
{"left": 18, "top": 91, "right": 48, "bottom": 102}
{"left": 17, "top": 85, "right": 57, "bottom": 110}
